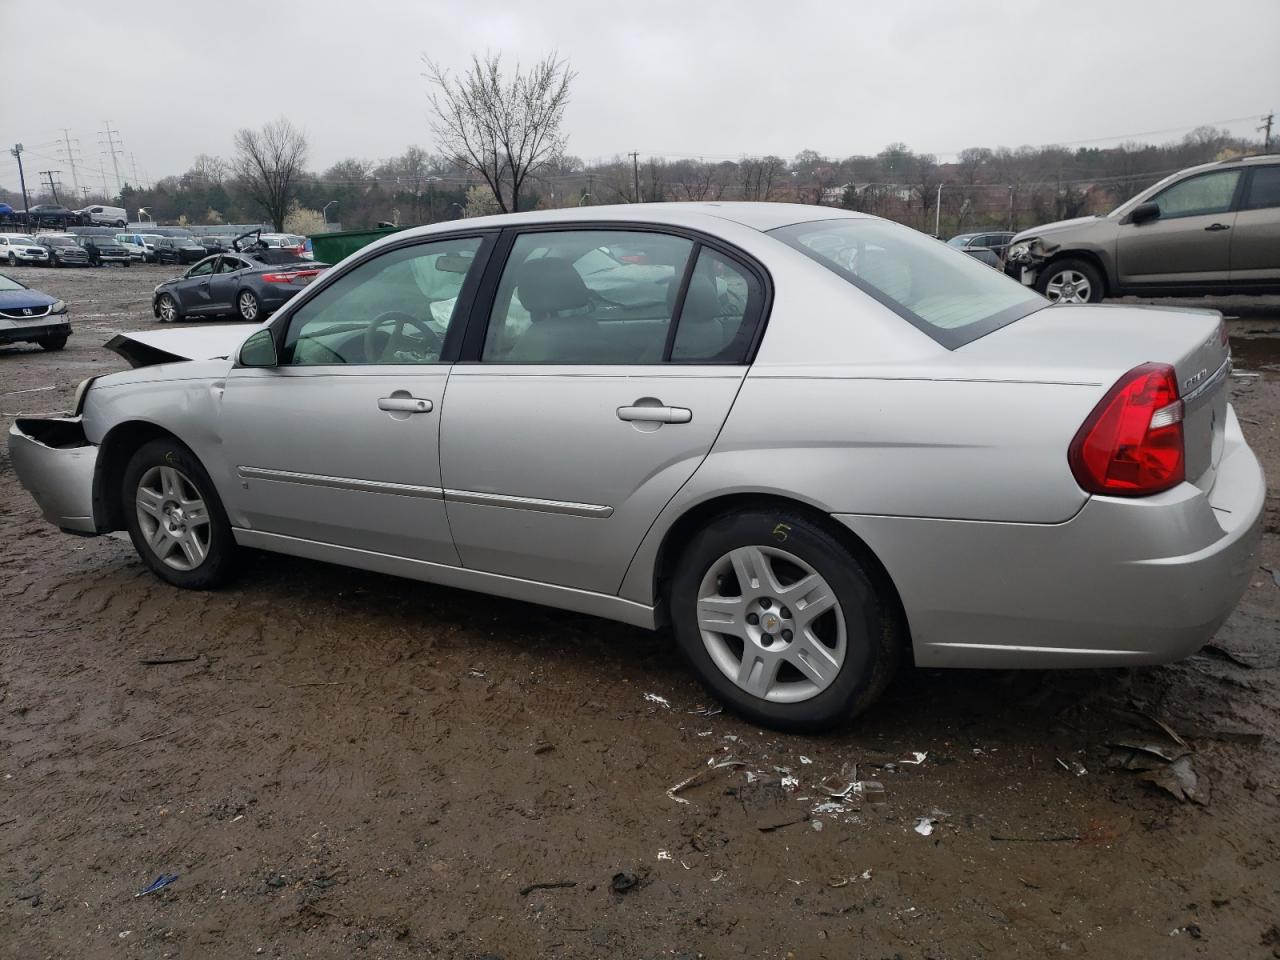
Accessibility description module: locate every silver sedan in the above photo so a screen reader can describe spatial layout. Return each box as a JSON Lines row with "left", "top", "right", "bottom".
{"left": 8, "top": 203, "right": 1265, "bottom": 730}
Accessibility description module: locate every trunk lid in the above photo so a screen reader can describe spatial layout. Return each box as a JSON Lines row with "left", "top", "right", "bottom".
{"left": 957, "top": 303, "right": 1230, "bottom": 492}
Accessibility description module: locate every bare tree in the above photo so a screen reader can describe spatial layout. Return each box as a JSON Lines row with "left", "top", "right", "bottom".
{"left": 424, "top": 52, "right": 574, "bottom": 213}
{"left": 232, "top": 118, "right": 308, "bottom": 231}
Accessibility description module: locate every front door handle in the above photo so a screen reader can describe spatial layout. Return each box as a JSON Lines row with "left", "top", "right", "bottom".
{"left": 1204, "top": 223, "right": 1231, "bottom": 232}
{"left": 617, "top": 404, "right": 692, "bottom": 424}
{"left": 378, "top": 396, "right": 433, "bottom": 414}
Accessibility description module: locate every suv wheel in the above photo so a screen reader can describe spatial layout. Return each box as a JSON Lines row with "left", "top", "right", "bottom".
{"left": 1038, "top": 259, "right": 1104, "bottom": 304}
{"left": 669, "top": 508, "right": 902, "bottom": 731}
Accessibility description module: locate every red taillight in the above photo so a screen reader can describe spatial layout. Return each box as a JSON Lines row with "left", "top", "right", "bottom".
{"left": 261, "top": 269, "right": 321, "bottom": 284}
{"left": 1068, "top": 362, "right": 1185, "bottom": 496}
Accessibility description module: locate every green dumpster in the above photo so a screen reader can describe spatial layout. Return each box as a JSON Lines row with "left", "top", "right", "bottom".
{"left": 308, "top": 226, "right": 403, "bottom": 264}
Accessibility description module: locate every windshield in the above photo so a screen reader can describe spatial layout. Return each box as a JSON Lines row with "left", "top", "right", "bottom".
{"left": 946, "top": 235, "right": 974, "bottom": 247}
{"left": 45, "top": 236, "right": 77, "bottom": 246}
{"left": 770, "top": 218, "right": 1046, "bottom": 349}
{"left": 0, "top": 275, "right": 26, "bottom": 291}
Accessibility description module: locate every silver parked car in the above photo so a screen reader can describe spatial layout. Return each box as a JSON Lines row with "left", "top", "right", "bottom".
{"left": 8, "top": 203, "right": 1265, "bottom": 730}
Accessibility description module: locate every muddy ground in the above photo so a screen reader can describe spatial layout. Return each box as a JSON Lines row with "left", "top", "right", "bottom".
{"left": 1, "top": 264, "right": 1278, "bottom": 959}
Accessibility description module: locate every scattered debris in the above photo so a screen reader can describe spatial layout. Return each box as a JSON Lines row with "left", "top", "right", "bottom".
{"left": 811, "top": 801, "right": 846, "bottom": 815}
{"left": 900, "top": 752, "right": 927, "bottom": 765}
{"left": 466, "top": 669, "right": 486, "bottom": 679}
{"left": 532, "top": 741, "right": 554, "bottom": 755}
{"left": 913, "top": 817, "right": 936, "bottom": 837}
{"left": 139, "top": 654, "right": 200, "bottom": 666}
{"left": 1056, "top": 757, "right": 1088, "bottom": 777}
{"left": 665, "top": 759, "right": 747, "bottom": 805}
{"left": 1108, "top": 742, "right": 1211, "bottom": 805}
{"left": 135, "top": 874, "right": 178, "bottom": 898}
{"left": 643, "top": 693, "right": 672, "bottom": 708}
{"left": 990, "top": 833, "right": 1080, "bottom": 843}
{"left": 780, "top": 774, "right": 800, "bottom": 791}
{"left": 656, "top": 850, "right": 672, "bottom": 861}
{"left": 827, "top": 869, "right": 872, "bottom": 888}
{"left": 1263, "top": 565, "right": 1280, "bottom": 588}
{"left": 811, "top": 820, "right": 823, "bottom": 831}
{"left": 518, "top": 880, "right": 577, "bottom": 896}
{"left": 609, "top": 871, "right": 641, "bottom": 894}
{"left": 709, "top": 870, "right": 725, "bottom": 882}
{"left": 687, "top": 705, "right": 722, "bottom": 717}
{"left": 818, "top": 769, "right": 886, "bottom": 804}
{"left": 798, "top": 756, "right": 813, "bottom": 765}
{"left": 757, "top": 813, "right": 810, "bottom": 833}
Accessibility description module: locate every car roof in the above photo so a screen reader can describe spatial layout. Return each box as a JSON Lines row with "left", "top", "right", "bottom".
{"left": 395, "top": 201, "right": 867, "bottom": 244}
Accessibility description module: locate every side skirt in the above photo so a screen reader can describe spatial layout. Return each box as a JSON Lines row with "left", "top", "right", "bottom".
{"left": 233, "top": 528, "right": 657, "bottom": 630}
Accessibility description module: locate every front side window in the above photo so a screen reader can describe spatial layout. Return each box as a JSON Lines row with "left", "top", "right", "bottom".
{"left": 217, "top": 256, "right": 244, "bottom": 273}
{"left": 771, "top": 217, "right": 1045, "bottom": 349}
{"left": 482, "top": 230, "right": 694, "bottom": 363}
{"left": 1243, "top": 166, "right": 1280, "bottom": 211}
{"left": 1152, "top": 170, "right": 1241, "bottom": 219}
{"left": 282, "top": 236, "right": 483, "bottom": 366}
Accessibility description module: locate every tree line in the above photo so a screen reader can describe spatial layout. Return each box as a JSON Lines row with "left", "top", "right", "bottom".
{"left": 1, "top": 52, "right": 1263, "bottom": 237}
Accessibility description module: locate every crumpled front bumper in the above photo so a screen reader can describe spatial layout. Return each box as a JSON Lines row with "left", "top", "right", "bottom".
{"left": 7, "top": 418, "right": 100, "bottom": 533}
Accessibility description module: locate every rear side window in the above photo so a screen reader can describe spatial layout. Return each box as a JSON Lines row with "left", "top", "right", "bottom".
{"left": 1243, "top": 166, "right": 1280, "bottom": 211}
{"left": 670, "top": 248, "right": 762, "bottom": 362}
{"left": 770, "top": 218, "right": 1044, "bottom": 349}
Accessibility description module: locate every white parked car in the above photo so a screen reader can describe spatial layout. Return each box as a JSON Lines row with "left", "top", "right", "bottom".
{"left": 0, "top": 234, "right": 50, "bottom": 265}
{"left": 113, "top": 234, "right": 148, "bottom": 262}
{"left": 77, "top": 204, "right": 128, "bottom": 227}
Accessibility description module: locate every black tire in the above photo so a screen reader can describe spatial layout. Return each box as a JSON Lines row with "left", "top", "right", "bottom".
{"left": 123, "top": 259, "right": 130, "bottom": 268}
{"left": 6, "top": 252, "right": 14, "bottom": 266}
{"left": 156, "top": 293, "right": 181, "bottom": 323}
{"left": 122, "top": 438, "right": 237, "bottom": 590}
{"left": 236, "top": 289, "right": 261, "bottom": 322}
{"left": 1036, "top": 258, "right": 1105, "bottom": 304}
{"left": 37, "top": 334, "right": 68, "bottom": 351}
{"left": 669, "top": 508, "right": 902, "bottom": 732}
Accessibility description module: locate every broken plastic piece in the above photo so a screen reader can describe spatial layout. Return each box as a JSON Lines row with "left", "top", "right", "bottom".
{"left": 135, "top": 874, "right": 178, "bottom": 898}
{"left": 913, "top": 817, "right": 936, "bottom": 837}
{"left": 643, "top": 693, "right": 672, "bottom": 708}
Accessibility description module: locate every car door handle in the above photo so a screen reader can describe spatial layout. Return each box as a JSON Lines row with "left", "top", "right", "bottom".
{"left": 1204, "top": 223, "right": 1231, "bottom": 232}
{"left": 617, "top": 404, "right": 692, "bottom": 424}
{"left": 377, "top": 396, "right": 433, "bottom": 413}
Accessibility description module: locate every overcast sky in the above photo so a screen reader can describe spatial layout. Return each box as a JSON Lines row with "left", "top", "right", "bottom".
{"left": 3, "top": 0, "right": 1277, "bottom": 191}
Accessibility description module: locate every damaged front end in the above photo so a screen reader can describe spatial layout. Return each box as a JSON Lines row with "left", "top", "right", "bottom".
{"left": 1002, "top": 235, "right": 1058, "bottom": 286}
{"left": 8, "top": 416, "right": 100, "bottom": 534}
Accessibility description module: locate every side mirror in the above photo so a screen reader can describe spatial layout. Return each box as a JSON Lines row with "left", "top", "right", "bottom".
{"left": 1130, "top": 201, "right": 1161, "bottom": 225}
{"left": 238, "top": 328, "right": 278, "bottom": 368}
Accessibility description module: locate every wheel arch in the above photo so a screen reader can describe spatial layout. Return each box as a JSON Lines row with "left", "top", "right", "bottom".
{"left": 93, "top": 420, "right": 190, "bottom": 532}
{"left": 648, "top": 491, "right": 909, "bottom": 641}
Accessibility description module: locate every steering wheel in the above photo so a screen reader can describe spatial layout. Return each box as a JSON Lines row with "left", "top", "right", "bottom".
{"left": 362, "top": 311, "right": 442, "bottom": 362}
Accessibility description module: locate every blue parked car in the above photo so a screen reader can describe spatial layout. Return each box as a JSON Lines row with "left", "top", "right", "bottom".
{"left": 0, "top": 272, "right": 70, "bottom": 351}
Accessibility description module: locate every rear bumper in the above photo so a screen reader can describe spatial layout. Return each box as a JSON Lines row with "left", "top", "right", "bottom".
{"left": 836, "top": 404, "right": 1265, "bottom": 668}
{"left": 0, "top": 315, "right": 71, "bottom": 345}
{"left": 7, "top": 418, "right": 100, "bottom": 534}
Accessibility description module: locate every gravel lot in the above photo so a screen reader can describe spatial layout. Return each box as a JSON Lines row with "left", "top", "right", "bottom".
{"left": 2, "top": 264, "right": 1278, "bottom": 959}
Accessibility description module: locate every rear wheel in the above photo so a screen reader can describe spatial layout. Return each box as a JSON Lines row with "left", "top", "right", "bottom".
{"left": 670, "top": 508, "right": 902, "bottom": 731}
{"left": 37, "top": 334, "right": 68, "bottom": 351}
{"left": 1037, "top": 258, "right": 1104, "bottom": 303}
{"left": 237, "top": 289, "right": 261, "bottom": 321}
{"left": 123, "top": 439, "right": 236, "bottom": 589}
{"left": 156, "top": 294, "right": 180, "bottom": 323}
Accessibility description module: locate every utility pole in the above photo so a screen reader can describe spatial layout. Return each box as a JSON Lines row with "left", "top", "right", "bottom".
{"left": 39, "top": 170, "right": 63, "bottom": 206}
{"left": 130, "top": 152, "right": 140, "bottom": 189}
{"left": 630, "top": 151, "right": 641, "bottom": 203}
{"left": 935, "top": 183, "right": 943, "bottom": 237}
{"left": 97, "top": 156, "right": 110, "bottom": 197}
{"left": 99, "top": 121, "right": 125, "bottom": 194}
{"left": 1260, "top": 112, "right": 1274, "bottom": 152}
{"left": 59, "top": 128, "right": 83, "bottom": 196}
{"left": 9, "top": 144, "right": 31, "bottom": 221}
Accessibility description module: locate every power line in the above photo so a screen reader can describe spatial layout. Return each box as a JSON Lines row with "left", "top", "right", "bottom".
{"left": 99, "top": 121, "right": 125, "bottom": 194}
{"left": 59, "top": 129, "right": 83, "bottom": 197}
{"left": 38, "top": 169, "right": 62, "bottom": 205}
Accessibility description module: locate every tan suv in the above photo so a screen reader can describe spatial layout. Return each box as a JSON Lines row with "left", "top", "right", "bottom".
{"left": 1004, "top": 154, "right": 1280, "bottom": 302}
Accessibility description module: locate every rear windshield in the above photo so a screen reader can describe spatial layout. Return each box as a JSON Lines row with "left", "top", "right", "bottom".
{"left": 769, "top": 218, "right": 1046, "bottom": 348}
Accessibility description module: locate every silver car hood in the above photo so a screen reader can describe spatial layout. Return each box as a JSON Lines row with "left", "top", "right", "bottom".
{"left": 106, "top": 325, "right": 260, "bottom": 368}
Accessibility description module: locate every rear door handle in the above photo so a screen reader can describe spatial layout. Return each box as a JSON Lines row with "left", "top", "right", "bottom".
{"left": 617, "top": 404, "right": 692, "bottom": 424}
{"left": 378, "top": 396, "right": 433, "bottom": 413}
{"left": 1204, "top": 223, "right": 1231, "bottom": 232}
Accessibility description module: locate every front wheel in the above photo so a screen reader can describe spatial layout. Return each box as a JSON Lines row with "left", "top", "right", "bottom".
{"left": 1037, "top": 259, "right": 1104, "bottom": 304}
{"left": 37, "top": 334, "right": 68, "bottom": 351}
{"left": 7, "top": 252, "right": 14, "bottom": 266}
{"left": 156, "top": 294, "right": 180, "bottom": 323}
{"left": 236, "top": 289, "right": 261, "bottom": 321}
{"left": 669, "top": 509, "right": 902, "bottom": 732}
{"left": 123, "top": 438, "right": 237, "bottom": 589}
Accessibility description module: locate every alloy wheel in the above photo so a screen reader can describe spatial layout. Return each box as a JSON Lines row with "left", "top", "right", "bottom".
{"left": 696, "top": 544, "right": 846, "bottom": 703}
{"left": 134, "top": 465, "right": 211, "bottom": 571}
{"left": 1044, "top": 269, "right": 1092, "bottom": 303}
{"left": 158, "top": 296, "right": 177, "bottom": 322}
{"left": 238, "top": 292, "right": 259, "bottom": 321}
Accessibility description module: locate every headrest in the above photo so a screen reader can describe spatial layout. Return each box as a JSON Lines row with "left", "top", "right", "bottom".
{"left": 515, "top": 258, "right": 591, "bottom": 318}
